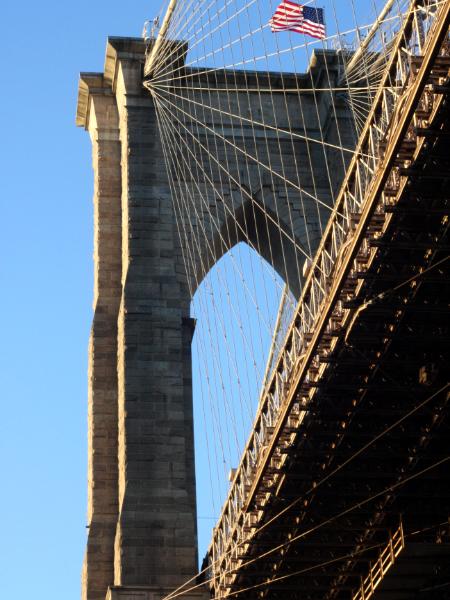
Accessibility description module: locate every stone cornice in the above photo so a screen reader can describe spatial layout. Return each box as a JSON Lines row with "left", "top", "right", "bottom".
{"left": 104, "top": 37, "right": 147, "bottom": 89}
{"left": 76, "top": 37, "right": 147, "bottom": 129}
{"left": 76, "top": 73, "right": 106, "bottom": 129}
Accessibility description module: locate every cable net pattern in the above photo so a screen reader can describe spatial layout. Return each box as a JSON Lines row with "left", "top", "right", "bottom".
{"left": 141, "top": 0, "right": 448, "bottom": 597}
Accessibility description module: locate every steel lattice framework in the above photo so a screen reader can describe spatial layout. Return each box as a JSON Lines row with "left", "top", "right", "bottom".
{"left": 205, "top": 0, "right": 450, "bottom": 595}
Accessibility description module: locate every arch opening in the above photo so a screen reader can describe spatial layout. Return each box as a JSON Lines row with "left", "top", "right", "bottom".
{"left": 191, "top": 241, "right": 292, "bottom": 563}
{"left": 189, "top": 192, "right": 310, "bottom": 301}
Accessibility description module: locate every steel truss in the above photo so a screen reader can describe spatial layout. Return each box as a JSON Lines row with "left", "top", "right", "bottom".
{"left": 208, "top": 0, "right": 450, "bottom": 595}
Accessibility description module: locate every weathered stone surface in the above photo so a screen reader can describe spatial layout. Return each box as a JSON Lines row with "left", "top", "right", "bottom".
{"left": 151, "top": 50, "right": 355, "bottom": 299}
{"left": 78, "top": 38, "right": 199, "bottom": 598}
{"left": 80, "top": 73, "right": 122, "bottom": 600}
{"left": 77, "top": 36, "right": 354, "bottom": 600}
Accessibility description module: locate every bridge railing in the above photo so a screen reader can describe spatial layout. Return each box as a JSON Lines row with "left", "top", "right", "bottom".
{"left": 260, "top": 285, "right": 297, "bottom": 397}
{"left": 352, "top": 521, "right": 405, "bottom": 600}
{"left": 208, "top": 0, "right": 447, "bottom": 592}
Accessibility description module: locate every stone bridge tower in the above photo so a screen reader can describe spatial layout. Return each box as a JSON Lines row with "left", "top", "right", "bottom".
{"left": 76, "top": 36, "right": 354, "bottom": 600}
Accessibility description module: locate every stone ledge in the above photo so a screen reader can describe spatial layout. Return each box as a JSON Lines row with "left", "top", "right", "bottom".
{"left": 104, "top": 37, "right": 147, "bottom": 90}
{"left": 76, "top": 73, "right": 106, "bottom": 129}
{"left": 76, "top": 37, "right": 148, "bottom": 129}
{"left": 106, "top": 585, "right": 209, "bottom": 600}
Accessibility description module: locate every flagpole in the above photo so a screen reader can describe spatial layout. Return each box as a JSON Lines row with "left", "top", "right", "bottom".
{"left": 145, "top": 0, "right": 179, "bottom": 77}
{"left": 322, "top": 5, "right": 327, "bottom": 49}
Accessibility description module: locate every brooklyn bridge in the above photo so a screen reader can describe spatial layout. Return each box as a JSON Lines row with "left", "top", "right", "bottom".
{"left": 76, "top": 0, "right": 450, "bottom": 598}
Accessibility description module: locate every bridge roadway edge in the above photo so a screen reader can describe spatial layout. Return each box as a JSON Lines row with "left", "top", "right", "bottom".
{"left": 206, "top": 2, "right": 450, "bottom": 595}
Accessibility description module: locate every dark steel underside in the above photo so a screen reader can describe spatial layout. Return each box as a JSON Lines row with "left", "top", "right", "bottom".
{"left": 228, "top": 82, "right": 450, "bottom": 600}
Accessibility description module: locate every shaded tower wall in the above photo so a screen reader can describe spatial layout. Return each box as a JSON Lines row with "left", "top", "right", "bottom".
{"left": 152, "top": 51, "right": 357, "bottom": 299}
{"left": 76, "top": 37, "right": 356, "bottom": 600}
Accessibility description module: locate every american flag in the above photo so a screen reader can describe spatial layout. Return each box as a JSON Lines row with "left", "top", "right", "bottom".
{"left": 269, "top": 0, "right": 326, "bottom": 40}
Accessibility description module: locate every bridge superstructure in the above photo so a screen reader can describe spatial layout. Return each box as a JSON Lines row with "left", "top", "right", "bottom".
{"left": 76, "top": 0, "right": 450, "bottom": 599}
{"left": 200, "top": 0, "right": 450, "bottom": 596}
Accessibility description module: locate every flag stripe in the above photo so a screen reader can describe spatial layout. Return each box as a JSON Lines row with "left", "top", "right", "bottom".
{"left": 272, "top": 8, "right": 301, "bottom": 18}
{"left": 271, "top": 13, "right": 302, "bottom": 20}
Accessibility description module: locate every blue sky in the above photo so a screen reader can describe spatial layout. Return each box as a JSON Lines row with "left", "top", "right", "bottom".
{"left": 0, "top": 2, "right": 273, "bottom": 595}
{"left": 0, "top": 2, "right": 163, "bottom": 598}
{"left": 0, "top": 0, "right": 390, "bottom": 597}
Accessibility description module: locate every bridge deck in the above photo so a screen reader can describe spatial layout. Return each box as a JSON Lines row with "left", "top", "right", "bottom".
{"left": 208, "top": 0, "right": 450, "bottom": 596}
{"left": 229, "top": 115, "right": 450, "bottom": 595}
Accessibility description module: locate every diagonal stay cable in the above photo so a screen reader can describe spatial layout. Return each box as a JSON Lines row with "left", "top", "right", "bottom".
{"left": 149, "top": 8, "right": 418, "bottom": 86}
{"left": 154, "top": 90, "right": 287, "bottom": 306}
{"left": 147, "top": 2, "right": 446, "bottom": 88}
{"left": 152, "top": 0, "right": 261, "bottom": 81}
{"left": 204, "top": 0, "right": 293, "bottom": 357}
{"left": 151, "top": 84, "right": 399, "bottom": 93}
{"left": 153, "top": 88, "right": 332, "bottom": 305}
{"left": 148, "top": 86, "right": 350, "bottom": 244}
{"left": 157, "top": 96, "right": 270, "bottom": 398}
{"left": 208, "top": 519, "right": 449, "bottom": 599}
{"left": 156, "top": 96, "right": 249, "bottom": 473}
{"left": 162, "top": 382, "right": 449, "bottom": 599}
{"left": 151, "top": 88, "right": 321, "bottom": 263}
{"left": 147, "top": 81, "right": 378, "bottom": 162}
{"left": 164, "top": 452, "right": 450, "bottom": 599}
{"left": 152, "top": 0, "right": 227, "bottom": 77}
{"left": 154, "top": 93, "right": 288, "bottom": 332}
